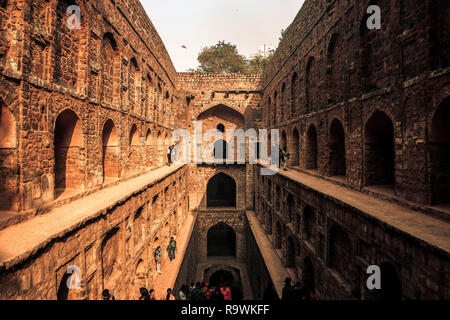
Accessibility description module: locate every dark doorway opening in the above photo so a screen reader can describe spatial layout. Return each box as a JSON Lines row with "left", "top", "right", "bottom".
{"left": 364, "top": 111, "right": 395, "bottom": 186}
{"left": 209, "top": 270, "right": 235, "bottom": 288}
{"left": 207, "top": 223, "right": 236, "bottom": 257}
{"left": 207, "top": 173, "right": 236, "bottom": 207}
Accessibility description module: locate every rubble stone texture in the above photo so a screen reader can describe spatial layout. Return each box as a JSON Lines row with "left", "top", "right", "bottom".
{"left": 0, "top": 0, "right": 449, "bottom": 300}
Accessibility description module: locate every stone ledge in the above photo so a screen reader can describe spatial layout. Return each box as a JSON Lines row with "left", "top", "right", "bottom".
{"left": 259, "top": 164, "right": 450, "bottom": 255}
{"left": 246, "top": 210, "right": 289, "bottom": 299}
{"left": 0, "top": 164, "right": 185, "bottom": 271}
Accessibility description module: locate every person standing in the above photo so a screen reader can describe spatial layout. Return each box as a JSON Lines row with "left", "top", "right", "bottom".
{"left": 282, "top": 277, "right": 295, "bottom": 300}
{"left": 221, "top": 282, "right": 232, "bottom": 301}
{"left": 167, "top": 237, "right": 177, "bottom": 263}
{"left": 178, "top": 285, "right": 188, "bottom": 300}
{"left": 167, "top": 145, "right": 173, "bottom": 166}
{"left": 138, "top": 288, "right": 150, "bottom": 300}
{"left": 166, "top": 288, "right": 176, "bottom": 300}
{"left": 209, "top": 287, "right": 224, "bottom": 301}
{"left": 149, "top": 289, "right": 157, "bottom": 300}
{"left": 99, "top": 289, "right": 115, "bottom": 300}
{"left": 282, "top": 146, "right": 290, "bottom": 171}
{"left": 154, "top": 246, "right": 163, "bottom": 274}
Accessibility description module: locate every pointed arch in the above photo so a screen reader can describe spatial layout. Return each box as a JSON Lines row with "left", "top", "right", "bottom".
{"left": 102, "top": 119, "right": 119, "bottom": 181}
{"left": 207, "top": 173, "right": 236, "bottom": 208}
{"left": 54, "top": 109, "right": 84, "bottom": 197}
{"left": 328, "top": 118, "right": 346, "bottom": 177}
{"left": 364, "top": 111, "right": 395, "bottom": 186}
{"left": 207, "top": 222, "right": 236, "bottom": 257}
{"left": 429, "top": 96, "right": 450, "bottom": 204}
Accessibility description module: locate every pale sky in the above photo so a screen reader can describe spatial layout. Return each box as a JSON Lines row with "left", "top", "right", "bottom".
{"left": 141, "top": 0, "right": 305, "bottom": 72}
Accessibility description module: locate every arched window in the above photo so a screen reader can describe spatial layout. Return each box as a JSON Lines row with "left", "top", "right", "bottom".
{"left": 306, "top": 125, "right": 318, "bottom": 170}
{"left": 145, "top": 129, "right": 152, "bottom": 167}
{"left": 207, "top": 173, "right": 236, "bottom": 207}
{"left": 281, "top": 83, "right": 286, "bottom": 122}
{"left": 286, "top": 236, "right": 296, "bottom": 268}
{"left": 207, "top": 223, "right": 236, "bottom": 257}
{"left": 291, "top": 72, "right": 299, "bottom": 117}
{"left": 303, "top": 206, "right": 314, "bottom": 241}
{"left": 429, "top": 1, "right": 449, "bottom": 70}
{"left": 326, "top": 34, "right": 344, "bottom": 105}
{"left": 292, "top": 128, "right": 300, "bottom": 166}
{"left": 129, "top": 58, "right": 140, "bottom": 114}
{"left": 217, "top": 123, "right": 225, "bottom": 133}
{"left": 273, "top": 91, "right": 278, "bottom": 125}
{"left": 377, "top": 262, "right": 402, "bottom": 300}
{"left": 54, "top": 110, "right": 83, "bottom": 197}
{"left": 53, "top": 0, "right": 80, "bottom": 90}
{"left": 328, "top": 118, "right": 346, "bottom": 177}
{"left": 429, "top": 97, "right": 450, "bottom": 205}
{"left": 129, "top": 124, "right": 140, "bottom": 174}
{"left": 305, "top": 57, "right": 316, "bottom": 113}
{"left": 102, "top": 119, "right": 119, "bottom": 181}
{"left": 329, "top": 224, "right": 352, "bottom": 281}
{"left": 102, "top": 33, "right": 118, "bottom": 104}
{"left": 364, "top": 111, "right": 395, "bottom": 187}
{"left": 101, "top": 228, "right": 122, "bottom": 288}
{"left": 0, "top": 103, "right": 17, "bottom": 210}
{"left": 274, "top": 221, "right": 282, "bottom": 249}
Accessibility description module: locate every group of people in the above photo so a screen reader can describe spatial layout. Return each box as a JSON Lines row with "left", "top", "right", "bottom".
{"left": 135, "top": 281, "right": 243, "bottom": 301}
{"left": 281, "top": 277, "right": 316, "bottom": 301}
{"left": 100, "top": 278, "right": 314, "bottom": 301}
{"left": 178, "top": 281, "right": 243, "bottom": 301}
{"left": 154, "top": 237, "right": 177, "bottom": 274}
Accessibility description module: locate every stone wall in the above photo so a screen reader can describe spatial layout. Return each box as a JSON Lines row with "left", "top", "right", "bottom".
{"left": 0, "top": 0, "right": 181, "bottom": 216}
{"left": 255, "top": 167, "right": 450, "bottom": 299}
{"left": 261, "top": 0, "right": 450, "bottom": 206}
{"left": 0, "top": 166, "right": 188, "bottom": 300}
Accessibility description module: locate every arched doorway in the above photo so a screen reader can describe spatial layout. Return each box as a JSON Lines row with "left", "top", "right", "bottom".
{"left": 286, "top": 236, "right": 295, "bottom": 268}
{"left": 209, "top": 270, "right": 235, "bottom": 288}
{"left": 306, "top": 124, "right": 318, "bottom": 170}
{"left": 0, "top": 103, "right": 18, "bottom": 210}
{"left": 274, "top": 221, "right": 282, "bottom": 249}
{"left": 292, "top": 128, "right": 300, "bottom": 166}
{"left": 207, "top": 173, "right": 236, "bottom": 207}
{"left": 329, "top": 224, "right": 352, "bottom": 281}
{"left": 378, "top": 262, "right": 402, "bottom": 300}
{"left": 54, "top": 110, "right": 83, "bottom": 198}
{"left": 207, "top": 223, "right": 236, "bottom": 257}
{"left": 129, "top": 124, "right": 140, "bottom": 174}
{"left": 329, "top": 118, "right": 346, "bottom": 177}
{"left": 430, "top": 97, "right": 450, "bottom": 204}
{"left": 364, "top": 111, "right": 395, "bottom": 187}
{"left": 303, "top": 206, "right": 314, "bottom": 241}
{"left": 102, "top": 119, "right": 119, "bottom": 182}
{"left": 302, "top": 257, "right": 315, "bottom": 293}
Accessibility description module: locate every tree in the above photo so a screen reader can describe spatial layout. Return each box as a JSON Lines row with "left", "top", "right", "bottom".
{"left": 197, "top": 41, "right": 248, "bottom": 73}
{"left": 247, "top": 52, "right": 275, "bottom": 74}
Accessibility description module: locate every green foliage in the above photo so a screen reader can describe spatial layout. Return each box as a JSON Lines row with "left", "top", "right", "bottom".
{"left": 246, "top": 52, "right": 275, "bottom": 74}
{"left": 195, "top": 40, "right": 276, "bottom": 74}
{"left": 197, "top": 41, "right": 248, "bottom": 73}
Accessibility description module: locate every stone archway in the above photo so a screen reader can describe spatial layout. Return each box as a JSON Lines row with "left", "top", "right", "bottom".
{"left": 207, "top": 222, "right": 236, "bottom": 257}
{"left": 54, "top": 109, "right": 84, "bottom": 198}
{"left": 429, "top": 96, "right": 450, "bottom": 205}
{"left": 207, "top": 173, "right": 236, "bottom": 208}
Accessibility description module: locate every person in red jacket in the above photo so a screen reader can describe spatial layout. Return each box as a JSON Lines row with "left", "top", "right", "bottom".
{"left": 220, "top": 282, "right": 232, "bottom": 300}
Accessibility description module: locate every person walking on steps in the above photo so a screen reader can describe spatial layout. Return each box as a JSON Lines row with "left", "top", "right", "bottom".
{"left": 167, "top": 237, "right": 177, "bottom": 263}
{"left": 154, "top": 246, "right": 163, "bottom": 274}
